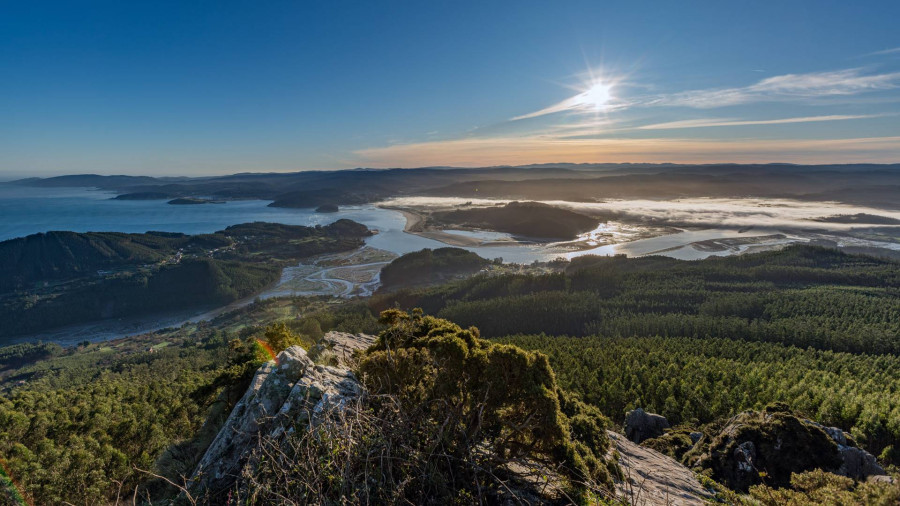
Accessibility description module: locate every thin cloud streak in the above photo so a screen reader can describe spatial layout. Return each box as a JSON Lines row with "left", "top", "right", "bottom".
{"left": 652, "top": 69, "right": 900, "bottom": 108}
{"left": 638, "top": 114, "right": 882, "bottom": 130}
{"left": 511, "top": 95, "right": 587, "bottom": 121}
{"left": 870, "top": 47, "right": 900, "bottom": 56}
{"left": 355, "top": 135, "right": 900, "bottom": 167}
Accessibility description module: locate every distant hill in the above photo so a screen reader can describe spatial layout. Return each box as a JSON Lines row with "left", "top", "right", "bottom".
{"left": 378, "top": 247, "right": 490, "bottom": 292}
{"left": 431, "top": 201, "right": 600, "bottom": 239}
{"left": 809, "top": 213, "right": 900, "bottom": 225}
{"left": 13, "top": 174, "right": 170, "bottom": 188}
{"left": 113, "top": 192, "right": 171, "bottom": 200}
{"left": 14, "top": 163, "right": 900, "bottom": 211}
{"left": 168, "top": 198, "right": 224, "bottom": 205}
{"left": 0, "top": 220, "right": 371, "bottom": 338}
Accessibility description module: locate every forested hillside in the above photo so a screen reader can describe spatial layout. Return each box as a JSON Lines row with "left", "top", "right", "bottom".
{"left": 500, "top": 335, "right": 900, "bottom": 465}
{"left": 377, "top": 247, "right": 490, "bottom": 291}
{"left": 0, "top": 220, "right": 371, "bottom": 338}
{"left": 430, "top": 201, "right": 601, "bottom": 239}
{"left": 372, "top": 246, "right": 900, "bottom": 354}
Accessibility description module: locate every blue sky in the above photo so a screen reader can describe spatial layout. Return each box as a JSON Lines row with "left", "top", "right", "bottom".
{"left": 2, "top": 0, "right": 899, "bottom": 176}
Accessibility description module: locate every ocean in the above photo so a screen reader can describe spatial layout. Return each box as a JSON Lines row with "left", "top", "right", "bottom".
{"left": 0, "top": 184, "right": 554, "bottom": 262}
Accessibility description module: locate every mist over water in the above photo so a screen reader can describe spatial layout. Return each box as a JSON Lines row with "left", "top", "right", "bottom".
{"left": 382, "top": 196, "right": 900, "bottom": 230}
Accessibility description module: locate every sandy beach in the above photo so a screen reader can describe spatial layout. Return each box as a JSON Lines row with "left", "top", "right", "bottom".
{"left": 383, "top": 206, "right": 498, "bottom": 247}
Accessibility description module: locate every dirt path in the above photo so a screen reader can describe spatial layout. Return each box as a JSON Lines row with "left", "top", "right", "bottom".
{"left": 608, "top": 431, "right": 713, "bottom": 506}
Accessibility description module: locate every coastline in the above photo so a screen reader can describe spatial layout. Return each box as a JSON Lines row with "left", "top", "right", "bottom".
{"left": 381, "top": 205, "right": 520, "bottom": 247}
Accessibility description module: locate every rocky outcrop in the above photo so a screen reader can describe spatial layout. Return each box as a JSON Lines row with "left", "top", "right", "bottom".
{"left": 699, "top": 406, "right": 887, "bottom": 491}
{"left": 313, "top": 331, "right": 376, "bottom": 365}
{"left": 625, "top": 408, "right": 670, "bottom": 444}
{"left": 186, "top": 344, "right": 364, "bottom": 499}
{"left": 838, "top": 446, "right": 886, "bottom": 481}
{"left": 609, "top": 431, "right": 713, "bottom": 506}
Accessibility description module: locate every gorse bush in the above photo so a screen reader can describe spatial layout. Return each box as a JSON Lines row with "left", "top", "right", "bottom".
{"left": 749, "top": 469, "right": 900, "bottom": 505}
{"left": 262, "top": 322, "right": 311, "bottom": 354}
{"left": 358, "top": 309, "right": 617, "bottom": 501}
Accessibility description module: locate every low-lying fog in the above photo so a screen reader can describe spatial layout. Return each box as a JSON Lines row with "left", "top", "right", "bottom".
{"left": 382, "top": 196, "right": 900, "bottom": 230}
{"left": 382, "top": 196, "right": 900, "bottom": 261}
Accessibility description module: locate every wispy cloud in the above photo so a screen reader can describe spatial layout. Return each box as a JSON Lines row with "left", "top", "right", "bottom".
{"left": 637, "top": 114, "right": 883, "bottom": 130}
{"left": 510, "top": 68, "right": 900, "bottom": 120}
{"left": 355, "top": 135, "right": 900, "bottom": 167}
{"left": 652, "top": 69, "right": 900, "bottom": 108}
{"left": 511, "top": 95, "right": 589, "bottom": 121}
{"left": 869, "top": 47, "right": 900, "bottom": 56}
{"left": 511, "top": 85, "right": 629, "bottom": 121}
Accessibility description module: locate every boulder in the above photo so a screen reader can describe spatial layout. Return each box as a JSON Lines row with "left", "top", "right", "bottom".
{"left": 312, "top": 331, "right": 376, "bottom": 366}
{"left": 700, "top": 406, "right": 865, "bottom": 492}
{"left": 624, "top": 407, "right": 670, "bottom": 443}
{"left": 838, "top": 446, "right": 887, "bottom": 481}
{"left": 186, "top": 345, "right": 363, "bottom": 499}
{"left": 707, "top": 409, "right": 843, "bottom": 491}
{"left": 811, "top": 422, "right": 887, "bottom": 480}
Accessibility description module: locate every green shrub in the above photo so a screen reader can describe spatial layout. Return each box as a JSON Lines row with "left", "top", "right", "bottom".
{"left": 357, "top": 309, "right": 617, "bottom": 501}
{"left": 749, "top": 469, "right": 900, "bottom": 505}
{"left": 641, "top": 429, "right": 697, "bottom": 462}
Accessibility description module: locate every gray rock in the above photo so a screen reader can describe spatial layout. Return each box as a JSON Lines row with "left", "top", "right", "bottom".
{"left": 312, "top": 331, "right": 376, "bottom": 365}
{"left": 814, "top": 422, "right": 886, "bottom": 480}
{"left": 689, "top": 431, "right": 703, "bottom": 444}
{"left": 608, "top": 431, "right": 713, "bottom": 506}
{"left": 624, "top": 408, "right": 670, "bottom": 444}
{"left": 734, "top": 441, "right": 757, "bottom": 474}
{"left": 837, "top": 446, "right": 887, "bottom": 480}
{"left": 823, "top": 426, "right": 848, "bottom": 446}
{"left": 186, "top": 345, "right": 363, "bottom": 499}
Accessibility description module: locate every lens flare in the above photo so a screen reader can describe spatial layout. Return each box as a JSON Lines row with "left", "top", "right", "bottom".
{"left": 0, "top": 458, "right": 31, "bottom": 506}
{"left": 255, "top": 339, "right": 279, "bottom": 364}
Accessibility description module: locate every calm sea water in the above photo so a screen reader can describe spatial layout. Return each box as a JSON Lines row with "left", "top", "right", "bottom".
{"left": 0, "top": 184, "right": 555, "bottom": 262}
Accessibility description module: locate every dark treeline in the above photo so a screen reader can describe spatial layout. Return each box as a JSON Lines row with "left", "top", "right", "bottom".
{"left": 0, "top": 220, "right": 369, "bottom": 291}
{"left": 0, "top": 342, "right": 62, "bottom": 369}
{"left": 372, "top": 246, "right": 900, "bottom": 355}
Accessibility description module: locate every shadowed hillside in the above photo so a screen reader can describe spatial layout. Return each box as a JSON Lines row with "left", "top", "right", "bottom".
{"left": 0, "top": 220, "right": 371, "bottom": 338}
{"left": 431, "top": 201, "right": 601, "bottom": 239}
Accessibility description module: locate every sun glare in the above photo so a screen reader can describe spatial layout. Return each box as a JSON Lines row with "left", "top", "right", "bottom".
{"left": 580, "top": 81, "right": 613, "bottom": 109}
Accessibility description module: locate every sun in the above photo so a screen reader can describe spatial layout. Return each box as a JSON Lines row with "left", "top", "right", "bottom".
{"left": 579, "top": 81, "right": 613, "bottom": 109}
